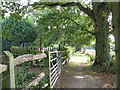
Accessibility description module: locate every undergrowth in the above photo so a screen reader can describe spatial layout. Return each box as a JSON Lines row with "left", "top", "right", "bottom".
{"left": 85, "top": 60, "right": 117, "bottom": 74}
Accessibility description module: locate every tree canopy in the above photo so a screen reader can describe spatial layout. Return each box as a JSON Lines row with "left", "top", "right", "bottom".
{"left": 2, "top": 17, "right": 37, "bottom": 50}
{"left": 33, "top": 6, "right": 94, "bottom": 47}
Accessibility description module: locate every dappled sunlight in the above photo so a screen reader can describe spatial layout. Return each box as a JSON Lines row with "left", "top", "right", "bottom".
{"left": 74, "top": 75, "right": 101, "bottom": 80}
{"left": 74, "top": 75, "right": 85, "bottom": 79}
{"left": 54, "top": 52, "right": 116, "bottom": 88}
{"left": 69, "top": 54, "right": 89, "bottom": 65}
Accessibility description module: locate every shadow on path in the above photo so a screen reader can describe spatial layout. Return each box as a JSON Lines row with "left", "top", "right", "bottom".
{"left": 54, "top": 54, "right": 116, "bottom": 88}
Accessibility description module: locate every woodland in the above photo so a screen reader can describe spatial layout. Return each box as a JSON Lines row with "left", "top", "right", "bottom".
{"left": 1, "top": 1, "right": 120, "bottom": 89}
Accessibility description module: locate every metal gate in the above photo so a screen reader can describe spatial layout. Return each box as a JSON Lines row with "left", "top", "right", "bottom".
{"left": 48, "top": 51, "right": 61, "bottom": 88}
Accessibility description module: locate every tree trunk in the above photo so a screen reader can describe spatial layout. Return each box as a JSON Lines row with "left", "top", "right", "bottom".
{"left": 92, "top": 2, "right": 111, "bottom": 66}
{"left": 94, "top": 27, "right": 111, "bottom": 66}
{"left": 111, "top": 2, "right": 120, "bottom": 89}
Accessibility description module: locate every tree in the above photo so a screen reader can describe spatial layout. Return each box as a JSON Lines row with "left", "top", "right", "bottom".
{"left": 111, "top": 2, "right": 120, "bottom": 89}
{"left": 2, "top": 1, "right": 112, "bottom": 66}
{"left": 2, "top": 1, "right": 27, "bottom": 20}
{"left": 2, "top": 17, "right": 37, "bottom": 50}
{"left": 34, "top": 7, "right": 94, "bottom": 48}
{"left": 2, "top": 17, "right": 15, "bottom": 50}
{"left": 92, "top": 2, "right": 111, "bottom": 66}
{"left": 32, "top": 2, "right": 111, "bottom": 66}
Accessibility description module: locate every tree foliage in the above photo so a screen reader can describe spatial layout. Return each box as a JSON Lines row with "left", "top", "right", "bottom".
{"left": 2, "top": 17, "right": 37, "bottom": 50}
{"left": 34, "top": 6, "right": 94, "bottom": 47}
{"left": 2, "top": 1, "right": 27, "bottom": 19}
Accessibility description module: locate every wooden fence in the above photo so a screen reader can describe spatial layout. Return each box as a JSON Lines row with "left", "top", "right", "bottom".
{"left": 12, "top": 47, "right": 58, "bottom": 52}
{"left": 0, "top": 64, "right": 7, "bottom": 74}
{"left": 0, "top": 51, "right": 47, "bottom": 88}
{"left": 0, "top": 47, "right": 68, "bottom": 89}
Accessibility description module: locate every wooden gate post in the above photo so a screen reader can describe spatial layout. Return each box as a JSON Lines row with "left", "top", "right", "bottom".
{"left": 2, "top": 52, "right": 10, "bottom": 88}
{"left": 3, "top": 51, "right": 15, "bottom": 88}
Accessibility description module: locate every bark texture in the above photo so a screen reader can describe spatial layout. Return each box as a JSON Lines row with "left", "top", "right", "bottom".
{"left": 92, "top": 2, "right": 111, "bottom": 66}
{"left": 111, "top": 2, "right": 120, "bottom": 89}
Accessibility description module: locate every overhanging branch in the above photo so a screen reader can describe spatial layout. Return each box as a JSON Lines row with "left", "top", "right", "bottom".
{"left": 75, "top": 3, "right": 95, "bottom": 21}
{"left": 32, "top": 2, "right": 95, "bottom": 35}
{"left": 63, "top": 17, "right": 95, "bottom": 35}
{"left": 32, "top": 2, "right": 95, "bottom": 21}
{"left": 32, "top": 2, "right": 76, "bottom": 9}
{"left": 45, "top": 2, "right": 76, "bottom": 7}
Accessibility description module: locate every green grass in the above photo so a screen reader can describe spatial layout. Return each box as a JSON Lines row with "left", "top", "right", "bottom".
{"left": 74, "top": 54, "right": 87, "bottom": 57}
{"left": 69, "top": 52, "right": 117, "bottom": 74}
{"left": 69, "top": 53, "right": 91, "bottom": 66}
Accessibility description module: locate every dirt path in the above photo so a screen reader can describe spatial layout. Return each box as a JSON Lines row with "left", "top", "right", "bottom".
{"left": 54, "top": 54, "right": 116, "bottom": 88}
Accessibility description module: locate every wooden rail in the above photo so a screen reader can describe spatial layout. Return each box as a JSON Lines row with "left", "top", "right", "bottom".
{"left": 1, "top": 49, "right": 68, "bottom": 89}
{"left": 26, "top": 72, "right": 45, "bottom": 87}
{"left": 4, "top": 51, "right": 15, "bottom": 88}
{"left": 14, "top": 53, "right": 47, "bottom": 66}
{"left": 0, "top": 64, "right": 7, "bottom": 73}
{"left": 1, "top": 51, "right": 47, "bottom": 88}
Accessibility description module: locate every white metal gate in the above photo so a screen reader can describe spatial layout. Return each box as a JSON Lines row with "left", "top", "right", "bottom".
{"left": 48, "top": 51, "right": 61, "bottom": 88}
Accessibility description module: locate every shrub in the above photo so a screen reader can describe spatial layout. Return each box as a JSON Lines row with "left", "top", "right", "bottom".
{"left": 86, "top": 54, "right": 95, "bottom": 64}
{"left": 60, "top": 46, "right": 70, "bottom": 64}
{"left": 15, "top": 64, "right": 37, "bottom": 88}
{"left": 10, "top": 46, "right": 42, "bottom": 56}
{"left": 64, "top": 46, "right": 75, "bottom": 56}
{"left": 2, "top": 18, "right": 37, "bottom": 50}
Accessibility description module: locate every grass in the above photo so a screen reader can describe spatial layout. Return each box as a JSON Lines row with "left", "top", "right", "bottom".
{"left": 67, "top": 53, "right": 92, "bottom": 68}
{"left": 68, "top": 52, "right": 116, "bottom": 74}
{"left": 74, "top": 54, "right": 86, "bottom": 57}
{"left": 84, "top": 61, "right": 117, "bottom": 74}
{"left": 70, "top": 53, "right": 92, "bottom": 65}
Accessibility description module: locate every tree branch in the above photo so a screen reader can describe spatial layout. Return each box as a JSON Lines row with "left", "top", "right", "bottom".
{"left": 75, "top": 3, "right": 95, "bottom": 21}
{"left": 32, "top": 2, "right": 76, "bottom": 9}
{"left": 63, "top": 17, "right": 95, "bottom": 35}
{"left": 45, "top": 2, "right": 95, "bottom": 20}
{"left": 45, "top": 2, "right": 76, "bottom": 7}
{"left": 32, "top": 2, "right": 95, "bottom": 21}
{"left": 32, "top": 2, "right": 95, "bottom": 35}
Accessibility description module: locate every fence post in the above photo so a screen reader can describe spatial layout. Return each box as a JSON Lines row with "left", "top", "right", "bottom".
{"left": 59, "top": 51, "right": 62, "bottom": 73}
{"left": 4, "top": 51, "right": 15, "bottom": 88}
{"left": 48, "top": 51, "right": 52, "bottom": 88}
{"left": 2, "top": 52, "right": 10, "bottom": 88}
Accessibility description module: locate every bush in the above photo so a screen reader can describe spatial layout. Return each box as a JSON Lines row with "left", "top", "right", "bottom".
{"left": 60, "top": 46, "right": 71, "bottom": 64}
{"left": 15, "top": 64, "right": 37, "bottom": 88}
{"left": 10, "top": 46, "right": 42, "bottom": 57}
{"left": 65, "top": 46, "right": 75, "bottom": 56}
{"left": 2, "top": 18, "right": 37, "bottom": 50}
{"left": 86, "top": 54, "right": 95, "bottom": 64}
